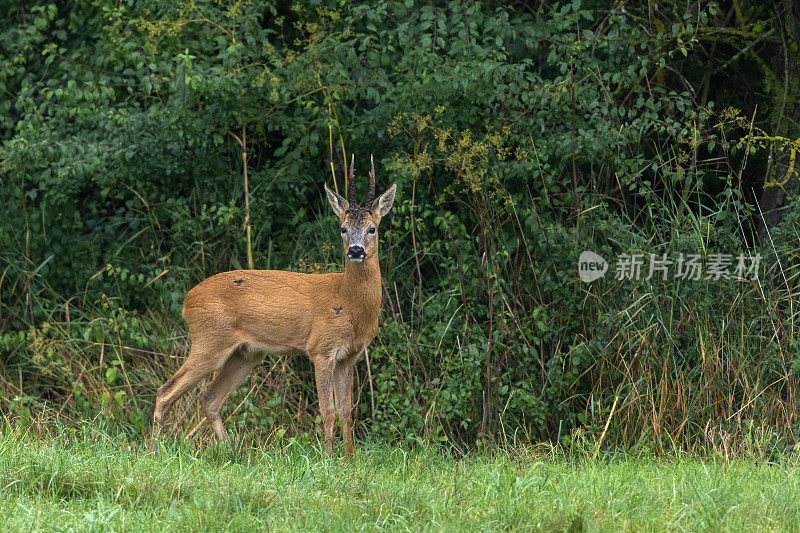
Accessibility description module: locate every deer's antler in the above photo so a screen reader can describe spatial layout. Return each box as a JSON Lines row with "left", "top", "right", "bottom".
{"left": 366, "top": 154, "right": 376, "bottom": 207}
{"left": 347, "top": 153, "right": 356, "bottom": 206}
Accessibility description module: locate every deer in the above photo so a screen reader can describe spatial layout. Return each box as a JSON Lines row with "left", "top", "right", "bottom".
{"left": 152, "top": 155, "right": 396, "bottom": 457}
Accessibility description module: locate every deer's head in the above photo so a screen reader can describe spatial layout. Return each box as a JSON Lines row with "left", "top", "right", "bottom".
{"left": 325, "top": 155, "right": 396, "bottom": 263}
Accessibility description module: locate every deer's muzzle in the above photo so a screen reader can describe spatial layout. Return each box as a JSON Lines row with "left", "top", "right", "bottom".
{"left": 347, "top": 245, "right": 366, "bottom": 262}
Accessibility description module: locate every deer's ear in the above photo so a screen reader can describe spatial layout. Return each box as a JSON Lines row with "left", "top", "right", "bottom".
{"left": 325, "top": 183, "right": 349, "bottom": 217}
{"left": 371, "top": 183, "right": 396, "bottom": 218}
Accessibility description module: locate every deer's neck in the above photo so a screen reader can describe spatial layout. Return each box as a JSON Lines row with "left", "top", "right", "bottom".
{"left": 341, "top": 253, "right": 382, "bottom": 315}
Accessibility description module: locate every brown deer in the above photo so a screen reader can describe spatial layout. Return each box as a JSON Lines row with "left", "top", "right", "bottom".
{"left": 152, "top": 155, "right": 396, "bottom": 456}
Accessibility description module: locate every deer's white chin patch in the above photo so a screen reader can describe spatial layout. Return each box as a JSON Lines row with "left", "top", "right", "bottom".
{"left": 348, "top": 257, "right": 363, "bottom": 263}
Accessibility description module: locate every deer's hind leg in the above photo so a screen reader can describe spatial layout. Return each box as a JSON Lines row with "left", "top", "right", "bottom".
{"left": 153, "top": 336, "right": 235, "bottom": 436}
{"left": 201, "top": 346, "right": 263, "bottom": 440}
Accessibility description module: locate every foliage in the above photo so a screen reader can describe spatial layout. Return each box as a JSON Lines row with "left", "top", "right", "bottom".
{"left": 1, "top": 0, "right": 799, "bottom": 451}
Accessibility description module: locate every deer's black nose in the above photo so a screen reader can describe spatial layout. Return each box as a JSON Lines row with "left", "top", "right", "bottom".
{"left": 347, "top": 245, "right": 366, "bottom": 259}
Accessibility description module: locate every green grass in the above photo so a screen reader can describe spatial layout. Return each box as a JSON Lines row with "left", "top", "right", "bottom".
{"left": 2, "top": 424, "right": 800, "bottom": 531}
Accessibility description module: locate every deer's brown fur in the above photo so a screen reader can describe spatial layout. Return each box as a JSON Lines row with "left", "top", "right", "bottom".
{"left": 153, "top": 159, "right": 396, "bottom": 456}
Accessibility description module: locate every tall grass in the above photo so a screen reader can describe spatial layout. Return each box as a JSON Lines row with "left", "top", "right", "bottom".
{"left": 569, "top": 190, "right": 800, "bottom": 455}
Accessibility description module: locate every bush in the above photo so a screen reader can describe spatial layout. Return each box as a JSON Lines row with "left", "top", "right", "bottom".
{"left": 1, "top": 0, "right": 799, "bottom": 452}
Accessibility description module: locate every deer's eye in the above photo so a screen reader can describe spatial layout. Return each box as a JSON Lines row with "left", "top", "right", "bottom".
{"left": 368, "top": 227, "right": 376, "bottom": 234}
{"left": 340, "top": 227, "right": 347, "bottom": 234}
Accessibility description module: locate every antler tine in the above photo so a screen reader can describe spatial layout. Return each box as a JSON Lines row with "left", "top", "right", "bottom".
{"left": 347, "top": 153, "right": 356, "bottom": 206}
{"left": 366, "top": 154, "right": 376, "bottom": 207}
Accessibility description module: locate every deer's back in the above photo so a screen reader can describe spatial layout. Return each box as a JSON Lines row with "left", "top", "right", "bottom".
{"left": 182, "top": 269, "right": 346, "bottom": 355}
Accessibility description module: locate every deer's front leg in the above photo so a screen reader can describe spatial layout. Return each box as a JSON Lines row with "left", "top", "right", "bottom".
{"left": 334, "top": 359, "right": 355, "bottom": 457}
{"left": 313, "top": 356, "right": 336, "bottom": 456}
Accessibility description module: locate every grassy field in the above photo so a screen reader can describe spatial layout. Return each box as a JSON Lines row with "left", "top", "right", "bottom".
{"left": 2, "top": 425, "right": 800, "bottom": 532}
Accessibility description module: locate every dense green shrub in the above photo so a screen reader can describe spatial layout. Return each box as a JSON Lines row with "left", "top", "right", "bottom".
{"left": 1, "top": 0, "right": 799, "bottom": 452}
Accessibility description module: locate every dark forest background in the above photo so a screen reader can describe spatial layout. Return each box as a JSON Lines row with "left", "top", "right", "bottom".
{"left": 1, "top": 0, "right": 799, "bottom": 454}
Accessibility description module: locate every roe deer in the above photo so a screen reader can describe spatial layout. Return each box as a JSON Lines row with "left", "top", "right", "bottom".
{"left": 153, "top": 155, "right": 396, "bottom": 456}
